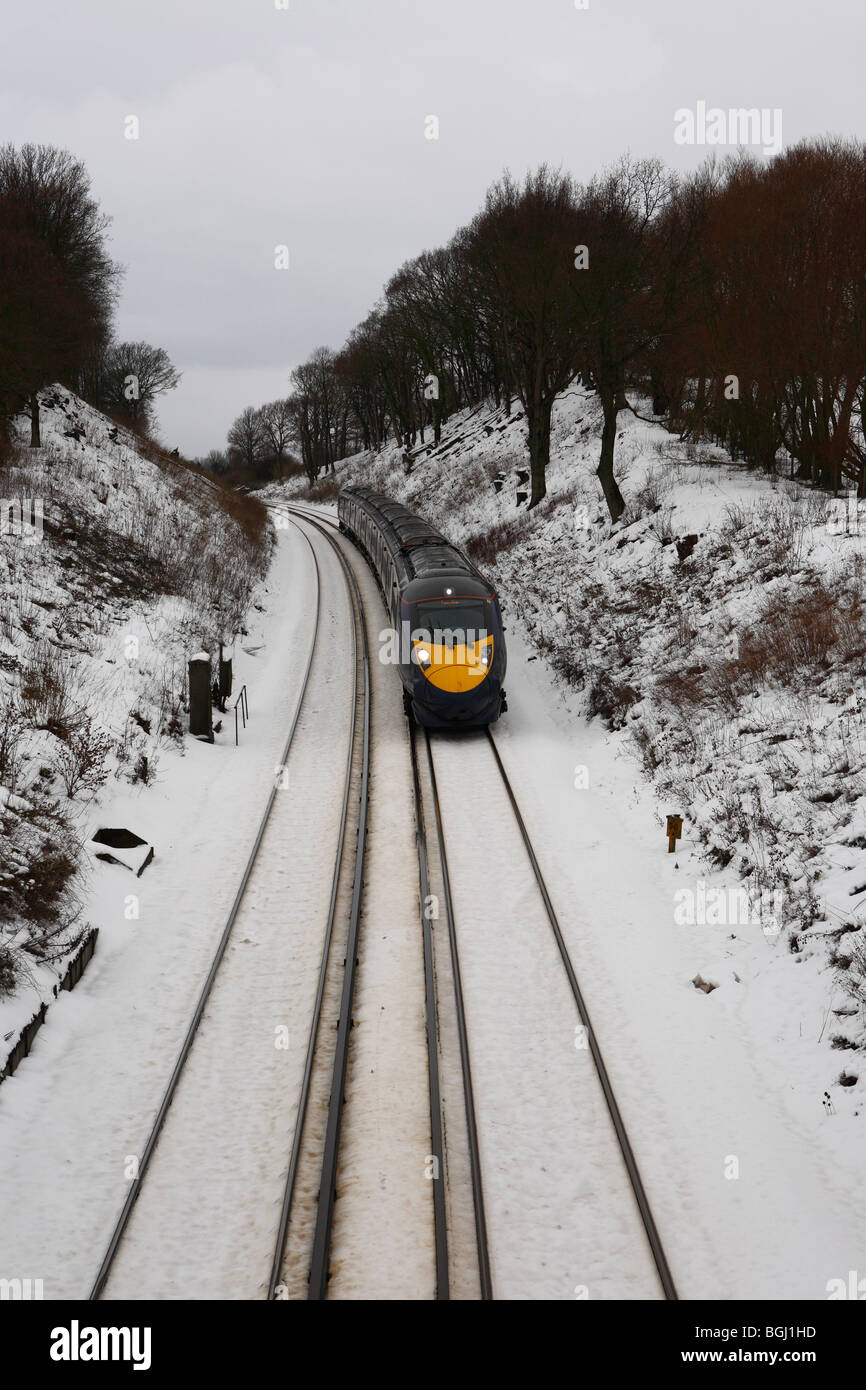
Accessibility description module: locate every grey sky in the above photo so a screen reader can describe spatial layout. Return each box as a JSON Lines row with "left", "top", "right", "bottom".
{"left": 3, "top": 0, "right": 864, "bottom": 455}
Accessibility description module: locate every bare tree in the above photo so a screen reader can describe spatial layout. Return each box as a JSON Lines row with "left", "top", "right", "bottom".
{"left": 466, "top": 167, "right": 584, "bottom": 507}
{"left": 258, "top": 398, "right": 294, "bottom": 477}
{"left": 203, "top": 448, "right": 230, "bottom": 475}
{"left": 570, "top": 156, "right": 680, "bottom": 521}
{"left": 227, "top": 405, "right": 265, "bottom": 471}
{"left": 97, "top": 340, "right": 181, "bottom": 431}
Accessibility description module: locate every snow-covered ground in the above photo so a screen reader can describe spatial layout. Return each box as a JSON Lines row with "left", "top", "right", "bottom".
{"left": 4, "top": 379, "right": 865, "bottom": 1301}
{"left": 0, "top": 519, "right": 308, "bottom": 1296}
{"left": 488, "top": 630, "right": 866, "bottom": 1298}
{"left": 100, "top": 525, "right": 353, "bottom": 1299}
{"left": 324, "top": 525, "right": 434, "bottom": 1301}
{"left": 265, "top": 387, "right": 866, "bottom": 1297}
{"left": 0, "top": 386, "right": 272, "bottom": 1062}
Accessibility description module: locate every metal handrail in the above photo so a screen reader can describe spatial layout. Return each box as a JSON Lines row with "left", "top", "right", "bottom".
{"left": 233, "top": 685, "right": 249, "bottom": 745}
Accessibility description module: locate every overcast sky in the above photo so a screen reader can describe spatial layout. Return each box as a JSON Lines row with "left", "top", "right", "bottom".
{"left": 3, "top": 0, "right": 865, "bottom": 456}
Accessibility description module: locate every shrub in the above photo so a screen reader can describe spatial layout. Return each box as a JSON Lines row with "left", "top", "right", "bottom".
{"left": 54, "top": 725, "right": 113, "bottom": 798}
{"left": 0, "top": 945, "right": 17, "bottom": 995}
{"left": 131, "top": 750, "right": 157, "bottom": 785}
{"left": 19, "top": 644, "right": 84, "bottom": 739}
{"left": 0, "top": 702, "right": 24, "bottom": 790}
{"left": 624, "top": 465, "right": 673, "bottom": 523}
{"left": 306, "top": 472, "right": 341, "bottom": 503}
{"left": 588, "top": 669, "right": 641, "bottom": 728}
{"left": 463, "top": 516, "right": 528, "bottom": 568}
{"left": 739, "top": 587, "right": 863, "bottom": 685}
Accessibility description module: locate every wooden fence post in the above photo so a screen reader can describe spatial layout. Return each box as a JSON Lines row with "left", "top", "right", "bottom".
{"left": 218, "top": 642, "right": 233, "bottom": 702}
{"left": 189, "top": 652, "right": 214, "bottom": 742}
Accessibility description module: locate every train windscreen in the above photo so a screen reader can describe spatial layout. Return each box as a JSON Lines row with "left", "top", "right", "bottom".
{"left": 414, "top": 601, "right": 489, "bottom": 649}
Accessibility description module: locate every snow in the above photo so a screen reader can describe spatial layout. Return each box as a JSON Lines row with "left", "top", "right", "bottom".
{"left": 264, "top": 385, "right": 866, "bottom": 1297}
{"left": 428, "top": 725, "right": 661, "bottom": 1299}
{"left": 325, "top": 528, "right": 435, "bottom": 1301}
{"left": 3, "top": 376, "right": 865, "bottom": 1300}
{"left": 490, "top": 628, "right": 866, "bottom": 1297}
{"left": 0, "top": 384, "right": 273, "bottom": 1054}
{"left": 0, "top": 524, "right": 315, "bottom": 1296}
{"left": 100, "top": 526, "right": 352, "bottom": 1299}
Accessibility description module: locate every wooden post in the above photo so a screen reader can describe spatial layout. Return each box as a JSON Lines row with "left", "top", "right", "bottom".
{"left": 666, "top": 814, "right": 683, "bottom": 853}
{"left": 218, "top": 642, "right": 233, "bottom": 701}
{"left": 189, "top": 653, "right": 214, "bottom": 742}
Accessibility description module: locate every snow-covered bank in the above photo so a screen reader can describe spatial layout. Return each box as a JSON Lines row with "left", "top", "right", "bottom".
{"left": 492, "top": 629, "right": 866, "bottom": 1297}
{"left": 266, "top": 387, "right": 866, "bottom": 1295}
{"left": 0, "top": 386, "right": 271, "bottom": 1057}
{"left": 0, "top": 525, "right": 315, "bottom": 1296}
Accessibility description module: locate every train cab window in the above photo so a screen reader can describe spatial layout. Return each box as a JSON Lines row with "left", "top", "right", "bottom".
{"left": 414, "top": 601, "right": 489, "bottom": 648}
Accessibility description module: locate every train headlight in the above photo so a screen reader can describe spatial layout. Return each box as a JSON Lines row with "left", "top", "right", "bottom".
{"left": 481, "top": 647, "right": 490, "bottom": 666}
{"left": 416, "top": 647, "right": 431, "bottom": 668}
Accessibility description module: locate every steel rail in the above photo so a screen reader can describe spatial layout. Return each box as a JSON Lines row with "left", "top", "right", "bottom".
{"left": 407, "top": 719, "right": 450, "bottom": 1299}
{"left": 484, "top": 727, "right": 678, "bottom": 1302}
{"left": 283, "top": 507, "right": 371, "bottom": 1301}
{"left": 422, "top": 729, "right": 493, "bottom": 1299}
{"left": 266, "top": 510, "right": 366, "bottom": 1298}
{"left": 89, "top": 522, "right": 321, "bottom": 1301}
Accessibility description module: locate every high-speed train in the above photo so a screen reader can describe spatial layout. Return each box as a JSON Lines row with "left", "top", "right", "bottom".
{"left": 338, "top": 486, "right": 507, "bottom": 728}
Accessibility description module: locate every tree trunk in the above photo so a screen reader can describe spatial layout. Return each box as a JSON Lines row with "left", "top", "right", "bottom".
{"left": 597, "top": 386, "right": 625, "bottom": 522}
{"left": 527, "top": 395, "right": 552, "bottom": 508}
{"left": 30, "top": 395, "right": 40, "bottom": 448}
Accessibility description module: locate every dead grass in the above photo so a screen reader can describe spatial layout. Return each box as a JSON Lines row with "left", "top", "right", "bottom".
{"left": 587, "top": 669, "right": 642, "bottom": 728}
{"left": 622, "top": 464, "right": 674, "bottom": 524}
{"left": 19, "top": 644, "right": 85, "bottom": 740}
{"left": 54, "top": 725, "right": 113, "bottom": 798}
{"left": 0, "top": 702, "right": 23, "bottom": 790}
{"left": 741, "top": 587, "right": 865, "bottom": 685}
{"left": 656, "top": 581, "right": 866, "bottom": 719}
{"left": 464, "top": 515, "right": 528, "bottom": 568}
{"left": 305, "top": 472, "right": 341, "bottom": 503}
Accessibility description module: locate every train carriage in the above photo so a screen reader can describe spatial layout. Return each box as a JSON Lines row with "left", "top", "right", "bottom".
{"left": 338, "top": 485, "right": 507, "bottom": 728}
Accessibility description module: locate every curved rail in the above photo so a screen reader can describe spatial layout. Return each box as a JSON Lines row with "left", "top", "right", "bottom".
{"left": 295, "top": 501, "right": 454, "bottom": 1301}
{"left": 273, "top": 496, "right": 676, "bottom": 1302}
{"left": 265, "top": 513, "right": 365, "bottom": 1297}
{"left": 90, "top": 523, "right": 321, "bottom": 1300}
{"left": 275, "top": 505, "right": 371, "bottom": 1301}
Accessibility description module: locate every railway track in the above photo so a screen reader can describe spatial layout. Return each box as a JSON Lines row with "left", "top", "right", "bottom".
{"left": 89, "top": 524, "right": 323, "bottom": 1301}
{"left": 288, "top": 503, "right": 457, "bottom": 1299}
{"left": 409, "top": 721, "right": 492, "bottom": 1299}
{"left": 91, "top": 506, "right": 373, "bottom": 1302}
{"left": 293, "top": 497, "right": 676, "bottom": 1299}
{"left": 90, "top": 491, "right": 676, "bottom": 1301}
{"left": 267, "top": 506, "right": 371, "bottom": 1300}
{"left": 479, "top": 728, "right": 678, "bottom": 1300}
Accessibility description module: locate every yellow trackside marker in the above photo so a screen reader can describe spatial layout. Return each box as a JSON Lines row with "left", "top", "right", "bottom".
{"left": 666, "top": 815, "right": 683, "bottom": 853}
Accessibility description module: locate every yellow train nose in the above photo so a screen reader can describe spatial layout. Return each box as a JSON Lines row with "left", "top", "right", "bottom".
{"left": 416, "top": 638, "right": 493, "bottom": 692}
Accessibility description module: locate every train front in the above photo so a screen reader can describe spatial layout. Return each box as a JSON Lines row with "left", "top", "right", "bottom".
{"left": 399, "top": 575, "right": 507, "bottom": 728}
